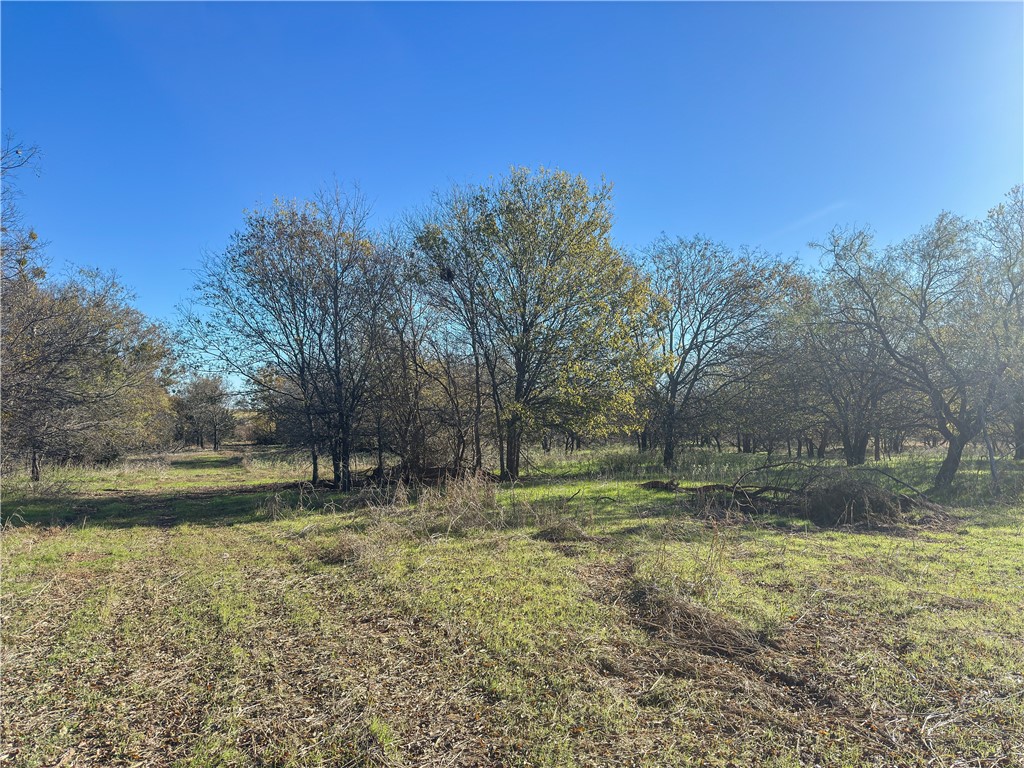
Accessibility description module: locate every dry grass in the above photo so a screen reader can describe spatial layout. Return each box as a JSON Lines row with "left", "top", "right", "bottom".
{"left": 534, "top": 519, "right": 593, "bottom": 543}
{"left": 2, "top": 448, "right": 1022, "bottom": 767}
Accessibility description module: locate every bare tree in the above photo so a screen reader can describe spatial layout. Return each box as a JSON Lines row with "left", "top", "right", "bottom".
{"left": 796, "top": 244, "right": 903, "bottom": 465}
{"left": 830, "top": 213, "right": 1015, "bottom": 489}
{"left": 979, "top": 185, "right": 1024, "bottom": 460}
{"left": 181, "top": 187, "right": 389, "bottom": 490}
{"left": 308, "top": 185, "right": 390, "bottom": 490}
{"left": 648, "top": 235, "right": 794, "bottom": 467}
{"left": 180, "top": 200, "right": 329, "bottom": 483}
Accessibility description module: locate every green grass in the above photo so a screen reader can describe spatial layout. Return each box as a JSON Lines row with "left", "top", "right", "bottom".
{"left": 2, "top": 445, "right": 1022, "bottom": 766}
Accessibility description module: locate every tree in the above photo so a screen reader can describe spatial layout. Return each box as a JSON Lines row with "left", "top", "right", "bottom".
{"left": 795, "top": 255, "right": 902, "bottom": 466}
{"left": 413, "top": 186, "right": 495, "bottom": 473}
{"left": 2, "top": 139, "right": 173, "bottom": 479}
{"left": 979, "top": 185, "right": 1024, "bottom": 460}
{"left": 829, "top": 212, "right": 1016, "bottom": 489}
{"left": 307, "top": 187, "right": 390, "bottom": 491}
{"left": 648, "top": 235, "right": 794, "bottom": 467}
{"left": 2, "top": 267, "right": 173, "bottom": 478}
{"left": 417, "top": 167, "right": 653, "bottom": 480}
{"left": 180, "top": 199, "right": 329, "bottom": 482}
{"left": 182, "top": 188, "right": 390, "bottom": 490}
{"left": 174, "top": 376, "right": 236, "bottom": 450}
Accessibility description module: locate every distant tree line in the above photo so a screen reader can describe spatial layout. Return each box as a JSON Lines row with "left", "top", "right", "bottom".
{"left": 1, "top": 137, "right": 231, "bottom": 478}
{"left": 179, "top": 169, "right": 1023, "bottom": 491}
{"left": 3, "top": 141, "right": 1021, "bottom": 490}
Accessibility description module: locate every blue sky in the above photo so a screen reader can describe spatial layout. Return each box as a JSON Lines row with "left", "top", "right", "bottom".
{"left": 2, "top": 1, "right": 1021, "bottom": 322}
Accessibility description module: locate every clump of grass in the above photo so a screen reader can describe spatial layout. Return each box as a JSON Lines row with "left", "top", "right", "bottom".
{"left": 258, "top": 490, "right": 293, "bottom": 521}
{"left": 1, "top": 462, "right": 84, "bottom": 498}
{"left": 534, "top": 518, "right": 591, "bottom": 543}
{"left": 242, "top": 448, "right": 312, "bottom": 477}
{"left": 628, "top": 573, "right": 764, "bottom": 658}
{"left": 314, "top": 531, "right": 366, "bottom": 565}
{"left": 644, "top": 524, "right": 732, "bottom": 604}
{"left": 410, "top": 474, "right": 501, "bottom": 535}
{"left": 361, "top": 479, "right": 410, "bottom": 512}
{"left": 111, "top": 455, "right": 171, "bottom": 483}
{"left": 593, "top": 449, "right": 664, "bottom": 479}
{"left": 258, "top": 482, "right": 331, "bottom": 521}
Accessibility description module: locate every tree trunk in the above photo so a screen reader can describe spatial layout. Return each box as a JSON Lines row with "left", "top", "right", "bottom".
{"left": 305, "top": 405, "right": 319, "bottom": 484}
{"left": 982, "top": 415, "right": 999, "bottom": 492}
{"left": 375, "top": 415, "right": 385, "bottom": 480}
{"left": 663, "top": 402, "right": 677, "bottom": 468}
{"left": 330, "top": 441, "right": 342, "bottom": 490}
{"left": 471, "top": 324, "right": 484, "bottom": 473}
{"left": 503, "top": 418, "right": 521, "bottom": 480}
{"left": 491, "top": 385, "right": 505, "bottom": 480}
{"left": 934, "top": 437, "right": 967, "bottom": 489}
{"left": 1014, "top": 414, "right": 1024, "bottom": 461}
{"left": 841, "top": 431, "right": 870, "bottom": 466}
{"left": 341, "top": 434, "right": 352, "bottom": 492}
{"left": 30, "top": 448, "right": 41, "bottom": 482}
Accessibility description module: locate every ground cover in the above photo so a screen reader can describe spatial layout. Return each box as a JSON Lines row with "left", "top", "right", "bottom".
{"left": 2, "top": 447, "right": 1022, "bottom": 767}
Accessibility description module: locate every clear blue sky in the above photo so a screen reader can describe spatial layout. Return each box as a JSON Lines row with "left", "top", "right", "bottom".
{"left": 2, "top": 1, "right": 1021, "bottom": 322}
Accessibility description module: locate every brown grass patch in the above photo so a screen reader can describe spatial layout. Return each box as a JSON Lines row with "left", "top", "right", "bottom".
{"left": 534, "top": 518, "right": 592, "bottom": 543}
{"left": 627, "top": 577, "right": 765, "bottom": 659}
{"left": 311, "top": 531, "right": 366, "bottom": 565}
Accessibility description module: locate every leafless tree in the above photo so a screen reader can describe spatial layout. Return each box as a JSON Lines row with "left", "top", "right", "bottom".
{"left": 830, "top": 213, "right": 1016, "bottom": 488}
{"left": 648, "top": 235, "right": 794, "bottom": 467}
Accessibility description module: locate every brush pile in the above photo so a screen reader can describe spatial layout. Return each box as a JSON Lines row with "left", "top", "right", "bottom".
{"left": 640, "top": 464, "right": 948, "bottom": 529}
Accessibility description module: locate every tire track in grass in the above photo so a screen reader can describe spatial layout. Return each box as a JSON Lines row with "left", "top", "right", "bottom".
{"left": 6, "top": 519, "right": 499, "bottom": 767}
{"left": 245, "top": 524, "right": 701, "bottom": 767}
{"left": 225, "top": 523, "right": 513, "bottom": 766}
{"left": 1, "top": 526, "right": 167, "bottom": 766}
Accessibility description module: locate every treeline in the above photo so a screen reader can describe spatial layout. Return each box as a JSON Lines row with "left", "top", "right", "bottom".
{"left": 3, "top": 145, "right": 1021, "bottom": 490}
{"left": 0, "top": 139, "right": 234, "bottom": 478}
{"left": 179, "top": 169, "right": 1023, "bottom": 491}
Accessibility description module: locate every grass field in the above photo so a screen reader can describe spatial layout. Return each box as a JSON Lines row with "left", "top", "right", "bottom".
{"left": 2, "top": 447, "right": 1022, "bottom": 767}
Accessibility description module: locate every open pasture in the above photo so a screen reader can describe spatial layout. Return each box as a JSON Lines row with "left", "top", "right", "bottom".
{"left": 2, "top": 448, "right": 1022, "bottom": 767}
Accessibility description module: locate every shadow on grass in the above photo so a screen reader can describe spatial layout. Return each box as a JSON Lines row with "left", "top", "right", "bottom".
{"left": 509, "top": 476, "right": 1021, "bottom": 534}
{"left": 168, "top": 454, "right": 245, "bottom": 470}
{"left": 1, "top": 484, "right": 309, "bottom": 529}
{"left": 4, "top": 463, "right": 1017, "bottom": 533}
